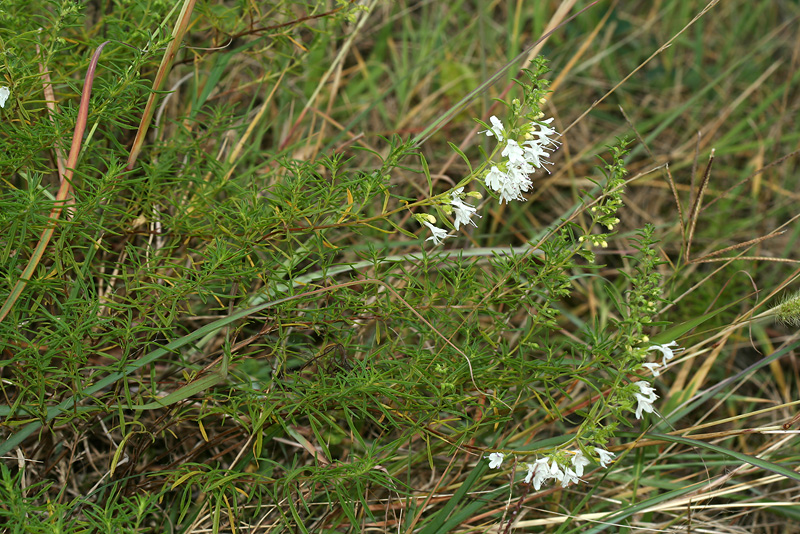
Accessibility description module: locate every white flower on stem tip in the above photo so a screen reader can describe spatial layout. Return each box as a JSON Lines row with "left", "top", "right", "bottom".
{"left": 481, "top": 115, "right": 506, "bottom": 142}
{"left": 422, "top": 221, "right": 450, "bottom": 245}
{"left": 633, "top": 380, "right": 659, "bottom": 419}
{"left": 648, "top": 341, "right": 681, "bottom": 365}
{"left": 571, "top": 450, "right": 591, "bottom": 477}
{"left": 0, "top": 86, "right": 10, "bottom": 108}
{"left": 487, "top": 452, "right": 504, "bottom": 469}
{"left": 593, "top": 448, "right": 616, "bottom": 468}
{"left": 449, "top": 188, "right": 480, "bottom": 231}
{"left": 560, "top": 466, "right": 580, "bottom": 488}
{"left": 641, "top": 362, "right": 661, "bottom": 377}
{"left": 528, "top": 458, "right": 550, "bottom": 490}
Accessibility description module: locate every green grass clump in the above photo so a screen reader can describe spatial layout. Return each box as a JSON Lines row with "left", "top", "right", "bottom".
{"left": 2, "top": 1, "right": 800, "bottom": 533}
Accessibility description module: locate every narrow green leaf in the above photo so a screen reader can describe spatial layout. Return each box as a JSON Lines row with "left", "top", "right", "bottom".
{"left": 420, "top": 153, "right": 433, "bottom": 196}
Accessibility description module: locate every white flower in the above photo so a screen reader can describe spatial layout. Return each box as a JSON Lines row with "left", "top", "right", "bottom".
{"left": 449, "top": 188, "right": 480, "bottom": 231}
{"left": 501, "top": 139, "right": 525, "bottom": 165}
{"left": 487, "top": 452, "right": 504, "bottom": 469}
{"left": 593, "top": 448, "right": 616, "bottom": 468}
{"left": 484, "top": 164, "right": 533, "bottom": 204}
{"left": 484, "top": 165, "right": 506, "bottom": 191}
{"left": 529, "top": 117, "right": 560, "bottom": 148}
{"left": 481, "top": 115, "right": 506, "bottom": 142}
{"left": 0, "top": 86, "right": 9, "bottom": 108}
{"left": 633, "top": 380, "right": 659, "bottom": 419}
{"left": 529, "top": 458, "right": 550, "bottom": 490}
{"left": 423, "top": 221, "right": 450, "bottom": 245}
{"left": 571, "top": 450, "right": 591, "bottom": 477}
{"left": 523, "top": 463, "right": 536, "bottom": 484}
{"left": 641, "top": 362, "right": 661, "bottom": 377}
{"left": 548, "top": 459, "right": 564, "bottom": 485}
{"left": 522, "top": 140, "right": 551, "bottom": 170}
{"left": 560, "top": 466, "right": 580, "bottom": 487}
{"left": 648, "top": 341, "right": 681, "bottom": 365}
{"left": 480, "top": 116, "right": 561, "bottom": 205}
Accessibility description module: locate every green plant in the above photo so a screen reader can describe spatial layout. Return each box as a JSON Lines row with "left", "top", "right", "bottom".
{"left": 2, "top": 2, "right": 800, "bottom": 533}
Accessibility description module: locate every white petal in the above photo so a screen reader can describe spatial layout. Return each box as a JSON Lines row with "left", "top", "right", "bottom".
{"left": 530, "top": 117, "right": 560, "bottom": 147}
{"left": 450, "top": 191, "right": 479, "bottom": 231}
{"left": 561, "top": 467, "right": 580, "bottom": 487}
{"left": 634, "top": 380, "right": 658, "bottom": 400}
{"left": 522, "top": 140, "right": 551, "bottom": 169}
{"left": 642, "top": 362, "right": 661, "bottom": 377}
{"left": 634, "top": 394, "right": 656, "bottom": 419}
{"left": 423, "top": 222, "right": 450, "bottom": 245}
{"left": 502, "top": 139, "right": 525, "bottom": 164}
{"left": 594, "top": 448, "right": 616, "bottom": 468}
{"left": 0, "top": 86, "right": 9, "bottom": 108}
{"left": 481, "top": 115, "right": 506, "bottom": 141}
{"left": 548, "top": 460, "right": 564, "bottom": 484}
{"left": 484, "top": 166, "right": 506, "bottom": 192}
{"left": 487, "top": 452, "right": 504, "bottom": 469}
{"left": 531, "top": 458, "right": 550, "bottom": 490}
{"left": 571, "top": 450, "right": 590, "bottom": 477}
{"left": 649, "top": 341, "right": 681, "bottom": 364}
{"left": 523, "top": 463, "right": 536, "bottom": 484}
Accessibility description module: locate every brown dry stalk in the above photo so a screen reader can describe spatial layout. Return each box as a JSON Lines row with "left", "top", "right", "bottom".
{"left": 0, "top": 41, "right": 111, "bottom": 324}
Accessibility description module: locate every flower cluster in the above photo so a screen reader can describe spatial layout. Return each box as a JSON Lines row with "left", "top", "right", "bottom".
{"left": 0, "top": 86, "right": 10, "bottom": 108}
{"left": 485, "top": 447, "right": 616, "bottom": 491}
{"left": 417, "top": 106, "right": 560, "bottom": 244}
{"left": 481, "top": 115, "right": 559, "bottom": 204}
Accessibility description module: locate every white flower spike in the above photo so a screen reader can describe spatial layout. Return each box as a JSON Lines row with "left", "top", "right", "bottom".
{"left": 487, "top": 452, "right": 504, "bottom": 469}
{"left": 0, "top": 86, "right": 10, "bottom": 108}
{"left": 479, "top": 115, "right": 560, "bottom": 204}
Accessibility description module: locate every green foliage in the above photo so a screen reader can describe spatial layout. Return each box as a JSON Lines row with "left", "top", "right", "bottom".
{"left": 1, "top": 1, "right": 799, "bottom": 533}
